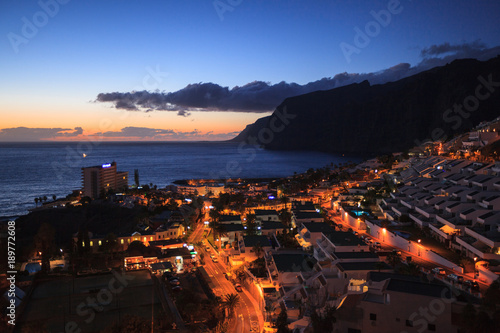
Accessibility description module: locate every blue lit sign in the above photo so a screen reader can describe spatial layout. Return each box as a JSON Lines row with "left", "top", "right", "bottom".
{"left": 102, "top": 163, "right": 112, "bottom": 168}
{"left": 268, "top": 195, "right": 275, "bottom": 200}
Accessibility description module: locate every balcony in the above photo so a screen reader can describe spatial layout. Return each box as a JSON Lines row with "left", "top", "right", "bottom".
{"left": 429, "top": 223, "right": 454, "bottom": 240}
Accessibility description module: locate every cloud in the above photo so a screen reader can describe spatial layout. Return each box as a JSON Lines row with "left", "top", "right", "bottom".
{"left": 420, "top": 40, "right": 487, "bottom": 58}
{"left": 0, "top": 127, "right": 83, "bottom": 141}
{"left": 0, "top": 126, "right": 239, "bottom": 142}
{"left": 93, "top": 126, "right": 235, "bottom": 141}
{"left": 95, "top": 42, "right": 500, "bottom": 115}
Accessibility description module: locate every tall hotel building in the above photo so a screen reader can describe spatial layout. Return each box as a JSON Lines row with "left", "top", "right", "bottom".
{"left": 81, "top": 162, "right": 128, "bottom": 198}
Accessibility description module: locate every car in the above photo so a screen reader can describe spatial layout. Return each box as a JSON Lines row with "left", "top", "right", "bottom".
{"left": 235, "top": 284, "right": 243, "bottom": 292}
{"left": 353, "top": 231, "right": 359, "bottom": 236}
{"left": 223, "top": 272, "right": 229, "bottom": 280}
{"left": 172, "top": 286, "right": 183, "bottom": 292}
{"left": 432, "top": 267, "right": 446, "bottom": 275}
{"left": 169, "top": 279, "right": 180, "bottom": 286}
{"left": 212, "top": 257, "right": 218, "bottom": 263}
{"left": 206, "top": 246, "right": 211, "bottom": 252}
{"left": 365, "top": 238, "right": 373, "bottom": 244}
{"left": 447, "top": 274, "right": 459, "bottom": 282}
{"left": 373, "top": 242, "right": 381, "bottom": 247}
{"left": 167, "top": 276, "right": 178, "bottom": 281}
{"left": 464, "top": 280, "right": 480, "bottom": 291}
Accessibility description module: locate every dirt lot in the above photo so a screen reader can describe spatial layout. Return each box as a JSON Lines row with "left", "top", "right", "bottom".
{"left": 17, "top": 270, "right": 163, "bottom": 333}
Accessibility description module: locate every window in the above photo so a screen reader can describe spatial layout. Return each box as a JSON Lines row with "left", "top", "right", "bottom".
{"left": 120, "top": 239, "right": 124, "bottom": 244}
{"left": 98, "top": 240, "right": 102, "bottom": 246}
{"left": 428, "top": 324, "right": 436, "bottom": 331}
{"left": 90, "top": 241, "right": 93, "bottom": 247}
{"left": 369, "top": 313, "right": 377, "bottom": 321}
{"left": 406, "top": 320, "right": 413, "bottom": 327}
{"left": 150, "top": 237, "right": 153, "bottom": 241}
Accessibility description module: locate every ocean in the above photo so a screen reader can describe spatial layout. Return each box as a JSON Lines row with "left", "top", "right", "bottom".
{"left": 0, "top": 141, "right": 359, "bottom": 218}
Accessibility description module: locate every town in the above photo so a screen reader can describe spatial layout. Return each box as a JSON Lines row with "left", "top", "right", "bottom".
{"left": 2, "top": 118, "right": 500, "bottom": 333}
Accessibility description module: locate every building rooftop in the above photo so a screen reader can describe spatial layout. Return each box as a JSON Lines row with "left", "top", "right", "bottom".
{"left": 325, "top": 231, "right": 366, "bottom": 247}
{"left": 261, "top": 221, "right": 286, "bottom": 230}
{"left": 254, "top": 209, "right": 278, "bottom": 216}
{"left": 243, "top": 235, "right": 271, "bottom": 248}
{"left": 332, "top": 252, "right": 379, "bottom": 260}
{"left": 336, "top": 261, "right": 391, "bottom": 272}
{"left": 301, "top": 222, "right": 335, "bottom": 234}
{"left": 271, "top": 253, "right": 317, "bottom": 272}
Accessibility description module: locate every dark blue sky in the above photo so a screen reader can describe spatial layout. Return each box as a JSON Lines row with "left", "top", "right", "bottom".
{"left": 1, "top": 0, "right": 499, "bottom": 140}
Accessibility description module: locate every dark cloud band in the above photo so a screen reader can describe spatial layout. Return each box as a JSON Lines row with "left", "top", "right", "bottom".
{"left": 95, "top": 42, "right": 500, "bottom": 115}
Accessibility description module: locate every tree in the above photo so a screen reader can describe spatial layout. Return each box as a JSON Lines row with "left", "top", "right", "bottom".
{"left": 223, "top": 293, "right": 240, "bottom": 318}
{"left": 400, "top": 262, "right": 420, "bottom": 276}
{"left": 101, "top": 233, "right": 119, "bottom": 255}
{"left": 245, "top": 213, "right": 257, "bottom": 235}
{"left": 43, "top": 195, "right": 47, "bottom": 202}
{"left": 279, "top": 209, "right": 292, "bottom": 227}
{"left": 127, "top": 240, "right": 147, "bottom": 254}
{"left": 483, "top": 278, "right": 500, "bottom": 310}
{"left": 34, "top": 197, "right": 39, "bottom": 206}
{"left": 52, "top": 194, "right": 56, "bottom": 201}
{"left": 387, "top": 251, "right": 402, "bottom": 267}
{"left": 374, "top": 261, "right": 386, "bottom": 272}
{"left": 280, "top": 195, "right": 290, "bottom": 209}
{"left": 34, "top": 223, "right": 56, "bottom": 273}
{"left": 311, "top": 306, "right": 336, "bottom": 333}
{"left": 134, "top": 169, "right": 139, "bottom": 187}
{"left": 252, "top": 242, "right": 263, "bottom": 258}
{"left": 276, "top": 309, "right": 290, "bottom": 333}
{"left": 264, "top": 304, "right": 275, "bottom": 322}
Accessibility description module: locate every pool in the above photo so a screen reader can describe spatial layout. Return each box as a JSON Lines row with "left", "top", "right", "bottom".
{"left": 352, "top": 210, "right": 369, "bottom": 217}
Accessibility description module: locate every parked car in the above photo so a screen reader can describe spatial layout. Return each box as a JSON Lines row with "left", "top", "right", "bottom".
{"left": 365, "top": 238, "right": 373, "bottom": 244}
{"left": 464, "top": 280, "right": 480, "bottom": 291}
{"left": 211, "top": 255, "right": 218, "bottom": 263}
{"left": 169, "top": 279, "right": 180, "bottom": 286}
{"left": 223, "top": 272, "right": 229, "bottom": 280}
{"left": 373, "top": 242, "right": 381, "bottom": 248}
{"left": 235, "top": 284, "right": 243, "bottom": 292}
{"left": 172, "top": 286, "right": 183, "bottom": 292}
{"left": 432, "top": 267, "right": 446, "bottom": 275}
{"left": 447, "top": 274, "right": 460, "bottom": 282}
{"left": 206, "top": 246, "right": 211, "bottom": 252}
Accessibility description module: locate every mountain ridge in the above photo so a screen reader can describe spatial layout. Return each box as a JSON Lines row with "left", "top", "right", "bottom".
{"left": 231, "top": 56, "right": 500, "bottom": 155}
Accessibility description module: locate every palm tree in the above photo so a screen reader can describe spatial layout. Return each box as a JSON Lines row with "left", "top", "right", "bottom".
{"left": 374, "top": 261, "right": 385, "bottom": 272}
{"left": 52, "top": 194, "right": 56, "bottom": 201}
{"left": 34, "top": 197, "right": 39, "bottom": 207}
{"left": 43, "top": 195, "right": 47, "bottom": 202}
{"left": 223, "top": 293, "right": 240, "bottom": 318}
{"left": 264, "top": 304, "right": 275, "bottom": 322}
{"left": 387, "top": 251, "right": 402, "bottom": 267}
{"left": 252, "top": 242, "right": 264, "bottom": 258}
{"left": 280, "top": 195, "right": 290, "bottom": 210}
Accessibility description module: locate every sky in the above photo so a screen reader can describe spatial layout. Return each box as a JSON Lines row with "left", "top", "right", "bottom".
{"left": 1, "top": 0, "right": 499, "bottom": 141}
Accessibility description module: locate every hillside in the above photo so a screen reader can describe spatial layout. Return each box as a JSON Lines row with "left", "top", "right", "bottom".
{"left": 232, "top": 56, "right": 500, "bottom": 155}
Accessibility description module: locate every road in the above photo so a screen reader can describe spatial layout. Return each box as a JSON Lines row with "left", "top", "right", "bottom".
{"left": 188, "top": 207, "right": 262, "bottom": 333}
